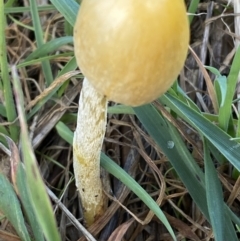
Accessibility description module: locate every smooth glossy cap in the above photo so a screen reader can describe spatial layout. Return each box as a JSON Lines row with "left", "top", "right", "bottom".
{"left": 74, "top": 0, "right": 189, "bottom": 106}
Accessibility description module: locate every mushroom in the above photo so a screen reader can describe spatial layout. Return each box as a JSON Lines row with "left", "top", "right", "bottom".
{"left": 73, "top": 0, "right": 189, "bottom": 227}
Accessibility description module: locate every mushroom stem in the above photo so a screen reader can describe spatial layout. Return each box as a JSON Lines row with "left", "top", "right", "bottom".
{"left": 73, "top": 77, "right": 107, "bottom": 227}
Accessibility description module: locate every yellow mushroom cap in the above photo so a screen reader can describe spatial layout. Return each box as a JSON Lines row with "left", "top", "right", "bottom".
{"left": 74, "top": 0, "right": 189, "bottom": 106}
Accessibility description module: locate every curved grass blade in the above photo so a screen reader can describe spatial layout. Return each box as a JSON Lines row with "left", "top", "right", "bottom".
{"left": 0, "top": 104, "right": 6, "bottom": 117}
{"left": 0, "top": 174, "right": 31, "bottom": 241}
{"left": 55, "top": 121, "right": 73, "bottom": 145}
{"left": 218, "top": 46, "right": 240, "bottom": 131}
{"left": 134, "top": 103, "right": 238, "bottom": 241}
{"left": 17, "top": 52, "right": 73, "bottom": 69}
{"left": 133, "top": 104, "right": 209, "bottom": 218}
{"left": 24, "top": 36, "right": 73, "bottom": 62}
{"left": 100, "top": 153, "right": 176, "bottom": 241}
{"left": 188, "top": 0, "right": 200, "bottom": 24}
{"left": 204, "top": 139, "right": 225, "bottom": 241}
{"left": 0, "top": 1, "right": 18, "bottom": 141}
{"left": 2, "top": 134, "right": 44, "bottom": 241}
{"left": 12, "top": 66, "right": 61, "bottom": 241}
{"left": 4, "top": 5, "right": 55, "bottom": 14}
{"left": 0, "top": 125, "right": 9, "bottom": 147}
{"left": 56, "top": 102, "right": 239, "bottom": 240}
{"left": 160, "top": 93, "right": 240, "bottom": 172}
{"left": 16, "top": 163, "right": 45, "bottom": 241}
{"left": 49, "top": 0, "right": 79, "bottom": 26}
{"left": 29, "top": 0, "right": 53, "bottom": 86}
{"left": 55, "top": 121, "right": 176, "bottom": 240}
{"left": 108, "top": 105, "right": 134, "bottom": 115}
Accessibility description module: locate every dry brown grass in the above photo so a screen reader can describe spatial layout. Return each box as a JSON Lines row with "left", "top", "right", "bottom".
{"left": 1, "top": 1, "right": 240, "bottom": 241}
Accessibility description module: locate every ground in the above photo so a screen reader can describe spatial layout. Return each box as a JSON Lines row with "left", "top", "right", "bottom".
{"left": 0, "top": 1, "right": 240, "bottom": 241}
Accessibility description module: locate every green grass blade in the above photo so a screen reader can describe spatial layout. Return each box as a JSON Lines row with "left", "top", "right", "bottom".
{"left": 4, "top": 0, "right": 17, "bottom": 8}
{"left": 64, "top": 17, "right": 73, "bottom": 36}
{"left": 188, "top": 0, "right": 200, "bottom": 24}
{"left": 227, "top": 205, "right": 240, "bottom": 228}
{"left": 29, "top": 0, "right": 53, "bottom": 86}
{"left": 218, "top": 46, "right": 240, "bottom": 131}
{"left": 134, "top": 104, "right": 239, "bottom": 240}
{"left": 0, "top": 103, "right": 7, "bottom": 117}
{"left": 0, "top": 125, "right": 9, "bottom": 146}
{"left": 2, "top": 134, "right": 44, "bottom": 241}
{"left": 55, "top": 121, "right": 74, "bottom": 145}
{"left": 16, "top": 163, "right": 45, "bottom": 241}
{"left": 17, "top": 52, "right": 73, "bottom": 69}
{"left": 56, "top": 121, "right": 176, "bottom": 240}
{"left": 206, "top": 66, "right": 227, "bottom": 108}
{"left": 0, "top": 174, "right": 31, "bottom": 241}
{"left": 236, "top": 114, "right": 240, "bottom": 137}
{"left": 133, "top": 104, "right": 210, "bottom": 219}
{"left": 49, "top": 0, "right": 79, "bottom": 26}
{"left": 204, "top": 139, "right": 225, "bottom": 241}
{"left": 24, "top": 36, "right": 73, "bottom": 62}
{"left": 224, "top": 211, "right": 239, "bottom": 241}
{"left": 12, "top": 67, "right": 61, "bottom": 241}
{"left": 4, "top": 5, "right": 56, "bottom": 14}
{"left": 107, "top": 105, "right": 134, "bottom": 115}
{"left": 175, "top": 85, "right": 201, "bottom": 113}
{"left": 0, "top": 0, "right": 18, "bottom": 141}
{"left": 8, "top": 14, "right": 34, "bottom": 30}
{"left": 160, "top": 93, "right": 240, "bottom": 172}
{"left": 56, "top": 100, "right": 239, "bottom": 240}
{"left": 100, "top": 153, "right": 176, "bottom": 241}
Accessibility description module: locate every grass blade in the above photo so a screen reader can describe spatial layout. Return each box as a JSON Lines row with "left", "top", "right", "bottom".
{"left": 0, "top": 174, "right": 31, "bottom": 241}
{"left": 49, "top": 0, "right": 78, "bottom": 26}
{"left": 204, "top": 139, "right": 225, "bottom": 241}
{"left": 16, "top": 163, "right": 45, "bottom": 241}
{"left": 133, "top": 104, "right": 209, "bottom": 219}
{"left": 107, "top": 105, "right": 134, "bottom": 115}
{"left": 218, "top": 46, "right": 240, "bottom": 131}
{"left": 134, "top": 103, "right": 239, "bottom": 241}
{"left": 188, "top": 0, "right": 200, "bottom": 24}
{"left": 160, "top": 93, "right": 240, "bottom": 172}
{"left": 100, "top": 153, "right": 177, "bottom": 241}
{"left": 55, "top": 121, "right": 73, "bottom": 145}
{"left": 0, "top": 0, "right": 18, "bottom": 141}
{"left": 24, "top": 36, "right": 73, "bottom": 62}
{"left": 4, "top": 5, "right": 56, "bottom": 13}
{"left": 29, "top": 0, "right": 53, "bottom": 86}
{"left": 2, "top": 134, "right": 44, "bottom": 241}
{"left": 12, "top": 66, "right": 61, "bottom": 241}
{"left": 55, "top": 121, "right": 176, "bottom": 241}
